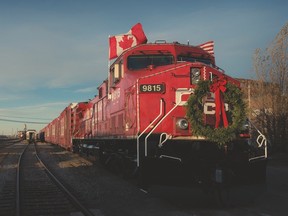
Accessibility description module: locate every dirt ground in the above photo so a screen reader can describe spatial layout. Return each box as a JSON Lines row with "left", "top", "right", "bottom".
{"left": 2, "top": 142, "right": 287, "bottom": 216}
{"left": 36, "top": 143, "right": 288, "bottom": 216}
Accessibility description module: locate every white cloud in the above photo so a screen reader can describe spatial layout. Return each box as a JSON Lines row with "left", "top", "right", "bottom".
{"left": 0, "top": 94, "right": 22, "bottom": 101}
{"left": 0, "top": 101, "right": 69, "bottom": 116}
{"left": 74, "top": 86, "right": 96, "bottom": 93}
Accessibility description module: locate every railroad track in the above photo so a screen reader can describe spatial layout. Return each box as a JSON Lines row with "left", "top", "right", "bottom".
{"left": 0, "top": 142, "right": 25, "bottom": 216}
{"left": 0, "top": 138, "right": 20, "bottom": 150}
{"left": 18, "top": 143, "right": 96, "bottom": 216}
{"left": 0, "top": 142, "right": 95, "bottom": 216}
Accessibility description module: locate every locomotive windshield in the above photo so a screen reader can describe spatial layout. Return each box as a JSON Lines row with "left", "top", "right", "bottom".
{"left": 127, "top": 54, "right": 174, "bottom": 70}
{"left": 177, "top": 56, "right": 212, "bottom": 65}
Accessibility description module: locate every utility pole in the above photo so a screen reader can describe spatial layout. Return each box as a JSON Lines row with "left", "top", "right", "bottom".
{"left": 248, "top": 82, "right": 251, "bottom": 120}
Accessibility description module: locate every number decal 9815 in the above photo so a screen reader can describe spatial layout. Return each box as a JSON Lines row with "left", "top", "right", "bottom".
{"left": 140, "top": 84, "right": 165, "bottom": 93}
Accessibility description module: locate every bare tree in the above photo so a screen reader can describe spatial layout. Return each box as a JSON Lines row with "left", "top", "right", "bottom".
{"left": 253, "top": 22, "right": 288, "bottom": 152}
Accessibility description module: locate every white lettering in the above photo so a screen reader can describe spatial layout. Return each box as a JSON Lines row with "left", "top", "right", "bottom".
{"left": 204, "top": 102, "right": 215, "bottom": 115}
{"left": 203, "top": 102, "right": 229, "bottom": 114}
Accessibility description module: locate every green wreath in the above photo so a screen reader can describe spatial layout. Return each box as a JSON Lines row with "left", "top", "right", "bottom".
{"left": 186, "top": 79, "right": 246, "bottom": 147}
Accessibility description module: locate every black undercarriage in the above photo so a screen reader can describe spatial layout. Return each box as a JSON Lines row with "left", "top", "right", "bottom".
{"left": 72, "top": 136, "right": 267, "bottom": 188}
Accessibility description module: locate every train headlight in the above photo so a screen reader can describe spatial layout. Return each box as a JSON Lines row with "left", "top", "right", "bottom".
{"left": 190, "top": 67, "right": 201, "bottom": 84}
{"left": 176, "top": 118, "right": 189, "bottom": 130}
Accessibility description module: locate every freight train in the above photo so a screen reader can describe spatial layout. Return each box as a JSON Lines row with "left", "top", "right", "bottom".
{"left": 40, "top": 25, "right": 267, "bottom": 192}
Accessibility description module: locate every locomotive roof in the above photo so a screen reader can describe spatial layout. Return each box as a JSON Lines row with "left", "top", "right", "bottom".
{"left": 114, "top": 41, "right": 215, "bottom": 64}
{"left": 131, "top": 41, "right": 209, "bottom": 53}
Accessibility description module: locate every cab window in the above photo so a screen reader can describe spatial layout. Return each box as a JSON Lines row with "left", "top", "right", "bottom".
{"left": 127, "top": 55, "right": 174, "bottom": 70}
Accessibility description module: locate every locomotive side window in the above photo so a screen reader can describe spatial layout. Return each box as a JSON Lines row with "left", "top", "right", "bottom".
{"left": 98, "top": 87, "right": 103, "bottom": 98}
{"left": 127, "top": 55, "right": 174, "bottom": 70}
{"left": 110, "top": 60, "right": 123, "bottom": 85}
{"left": 178, "top": 56, "right": 212, "bottom": 65}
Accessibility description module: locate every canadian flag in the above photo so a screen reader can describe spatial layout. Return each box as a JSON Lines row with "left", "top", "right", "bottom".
{"left": 109, "top": 23, "right": 147, "bottom": 60}
{"left": 198, "top": 41, "right": 214, "bottom": 56}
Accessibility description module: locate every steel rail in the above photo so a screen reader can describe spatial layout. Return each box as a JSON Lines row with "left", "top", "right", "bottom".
{"left": 16, "top": 143, "right": 95, "bottom": 216}
{"left": 16, "top": 143, "right": 29, "bottom": 216}
{"left": 33, "top": 143, "right": 95, "bottom": 216}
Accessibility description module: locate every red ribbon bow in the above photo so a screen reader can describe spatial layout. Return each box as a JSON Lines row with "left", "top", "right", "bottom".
{"left": 209, "top": 77, "right": 228, "bottom": 128}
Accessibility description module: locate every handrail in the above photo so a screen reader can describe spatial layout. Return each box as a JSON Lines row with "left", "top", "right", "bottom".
{"left": 159, "top": 155, "right": 182, "bottom": 162}
{"left": 256, "top": 134, "right": 266, "bottom": 148}
{"left": 248, "top": 120, "right": 268, "bottom": 161}
{"left": 144, "top": 100, "right": 182, "bottom": 157}
{"left": 158, "top": 133, "right": 171, "bottom": 148}
{"left": 136, "top": 99, "right": 164, "bottom": 167}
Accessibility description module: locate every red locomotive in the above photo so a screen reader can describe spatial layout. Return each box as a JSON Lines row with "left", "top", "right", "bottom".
{"left": 41, "top": 24, "right": 267, "bottom": 192}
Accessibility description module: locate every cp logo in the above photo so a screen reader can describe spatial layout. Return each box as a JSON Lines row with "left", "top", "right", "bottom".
{"left": 203, "top": 102, "right": 229, "bottom": 114}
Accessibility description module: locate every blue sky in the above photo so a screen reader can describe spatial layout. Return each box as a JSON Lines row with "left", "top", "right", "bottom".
{"left": 0, "top": 0, "right": 287, "bottom": 135}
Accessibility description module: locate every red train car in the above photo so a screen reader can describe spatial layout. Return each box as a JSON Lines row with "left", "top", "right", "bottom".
{"left": 58, "top": 105, "right": 72, "bottom": 149}
{"left": 46, "top": 118, "right": 57, "bottom": 144}
{"left": 42, "top": 102, "right": 89, "bottom": 150}
{"left": 72, "top": 102, "right": 90, "bottom": 140}
{"left": 72, "top": 39, "right": 267, "bottom": 189}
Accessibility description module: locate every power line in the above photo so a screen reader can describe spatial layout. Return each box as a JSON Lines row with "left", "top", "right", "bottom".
{"left": 0, "top": 114, "right": 52, "bottom": 121}
{"left": 0, "top": 118, "right": 49, "bottom": 124}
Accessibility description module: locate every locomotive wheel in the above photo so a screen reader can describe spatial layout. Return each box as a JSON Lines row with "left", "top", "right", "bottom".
{"left": 101, "top": 152, "right": 135, "bottom": 180}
